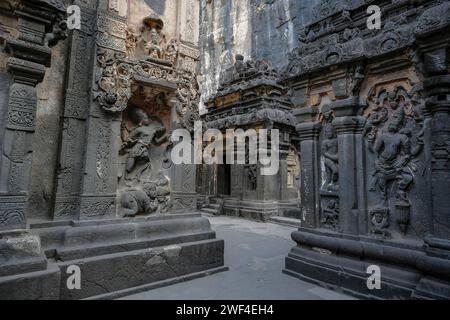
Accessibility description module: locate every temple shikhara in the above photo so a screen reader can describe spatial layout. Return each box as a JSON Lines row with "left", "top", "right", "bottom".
{"left": 0, "top": 0, "right": 449, "bottom": 300}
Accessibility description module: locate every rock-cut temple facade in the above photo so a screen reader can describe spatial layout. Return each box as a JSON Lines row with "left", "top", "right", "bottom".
{"left": 0, "top": 0, "right": 450, "bottom": 300}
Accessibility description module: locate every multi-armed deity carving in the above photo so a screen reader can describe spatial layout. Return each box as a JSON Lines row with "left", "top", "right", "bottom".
{"left": 365, "top": 86, "right": 425, "bottom": 236}
{"left": 118, "top": 107, "right": 171, "bottom": 217}
{"left": 142, "top": 16, "right": 165, "bottom": 60}
{"left": 92, "top": 15, "right": 201, "bottom": 217}
{"left": 120, "top": 108, "right": 168, "bottom": 177}
{"left": 125, "top": 15, "right": 181, "bottom": 66}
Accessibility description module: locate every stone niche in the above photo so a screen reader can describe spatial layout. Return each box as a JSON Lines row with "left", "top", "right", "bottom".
{"left": 117, "top": 86, "right": 173, "bottom": 217}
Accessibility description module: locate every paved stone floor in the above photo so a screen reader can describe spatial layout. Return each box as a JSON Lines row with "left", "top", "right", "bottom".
{"left": 121, "top": 215, "right": 355, "bottom": 300}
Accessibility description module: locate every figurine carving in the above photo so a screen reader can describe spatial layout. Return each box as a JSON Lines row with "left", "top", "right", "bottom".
{"left": 366, "top": 87, "right": 425, "bottom": 236}
{"left": 142, "top": 16, "right": 165, "bottom": 61}
{"left": 370, "top": 207, "right": 391, "bottom": 238}
{"left": 321, "top": 106, "right": 339, "bottom": 192}
{"left": 121, "top": 108, "right": 168, "bottom": 177}
{"left": 321, "top": 199, "right": 339, "bottom": 230}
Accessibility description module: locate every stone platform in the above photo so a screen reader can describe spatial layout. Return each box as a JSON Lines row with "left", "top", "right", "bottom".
{"left": 0, "top": 213, "right": 225, "bottom": 300}
{"left": 219, "top": 199, "right": 301, "bottom": 223}
{"left": 284, "top": 228, "right": 450, "bottom": 299}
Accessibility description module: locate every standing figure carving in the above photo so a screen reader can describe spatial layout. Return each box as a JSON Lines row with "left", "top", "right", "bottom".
{"left": 121, "top": 108, "right": 167, "bottom": 179}
{"left": 322, "top": 124, "right": 339, "bottom": 192}
{"left": 373, "top": 108, "right": 413, "bottom": 204}
{"left": 321, "top": 106, "right": 339, "bottom": 192}
{"left": 365, "top": 87, "right": 425, "bottom": 235}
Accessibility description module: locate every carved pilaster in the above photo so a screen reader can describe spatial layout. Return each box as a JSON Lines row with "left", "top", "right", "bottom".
{"left": 295, "top": 106, "right": 321, "bottom": 228}
{"left": 0, "top": 0, "right": 66, "bottom": 230}
{"left": 415, "top": 3, "right": 450, "bottom": 240}
{"left": 54, "top": 1, "right": 97, "bottom": 220}
{"left": 331, "top": 97, "right": 367, "bottom": 235}
{"left": 422, "top": 52, "right": 450, "bottom": 240}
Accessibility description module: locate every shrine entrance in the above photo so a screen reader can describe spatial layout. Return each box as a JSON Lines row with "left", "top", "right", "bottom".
{"left": 217, "top": 163, "right": 231, "bottom": 196}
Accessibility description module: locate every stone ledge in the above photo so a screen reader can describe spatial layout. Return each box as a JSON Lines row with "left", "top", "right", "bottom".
{"left": 88, "top": 266, "right": 229, "bottom": 300}
{"left": 56, "top": 238, "right": 225, "bottom": 300}
{"left": 285, "top": 229, "right": 450, "bottom": 299}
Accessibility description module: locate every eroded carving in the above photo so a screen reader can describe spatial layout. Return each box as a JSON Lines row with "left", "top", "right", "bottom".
{"left": 321, "top": 199, "right": 339, "bottom": 231}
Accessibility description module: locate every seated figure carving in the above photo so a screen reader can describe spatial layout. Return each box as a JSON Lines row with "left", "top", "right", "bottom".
{"left": 146, "top": 28, "right": 163, "bottom": 60}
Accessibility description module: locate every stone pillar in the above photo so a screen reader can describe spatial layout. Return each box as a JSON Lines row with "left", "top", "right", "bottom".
{"left": 0, "top": 59, "right": 45, "bottom": 230}
{"left": 54, "top": 0, "right": 97, "bottom": 220}
{"left": 422, "top": 49, "right": 450, "bottom": 239}
{"left": 331, "top": 97, "right": 367, "bottom": 235}
{"left": 55, "top": 0, "right": 127, "bottom": 220}
{"left": 171, "top": 162, "right": 198, "bottom": 213}
{"left": 0, "top": 0, "right": 66, "bottom": 230}
{"left": 294, "top": 107, "right": 321, "bottom": 228}
{"left": 275, "top": 130, "right": 291, "bottom": 201}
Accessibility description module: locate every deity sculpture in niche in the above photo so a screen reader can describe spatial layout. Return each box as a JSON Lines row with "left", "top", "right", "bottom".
{"left": 118, "top": 107, "right": 171, "bottom": 217}
{"left": 120, "top": 108, "right": 168, "bottom": 180}
{"left": 365, "top": 86, "right": 425, "bottom": 236}
{"left": 142, "top": 16, "right": 166, "bottom": 61}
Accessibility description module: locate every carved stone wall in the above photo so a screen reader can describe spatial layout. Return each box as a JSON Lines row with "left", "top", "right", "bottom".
{"left": 282, "top": 0, "right": 450, "bottom": 299}
{"left": 0, "top": 0, "right": 67, "bottom": 230}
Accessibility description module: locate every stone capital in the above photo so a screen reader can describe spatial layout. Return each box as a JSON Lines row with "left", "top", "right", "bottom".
{"left": 296, "top": 122, "right": 322, "bottom": 141}
{"left": 6, "top": 57, "right": 46, "bottom": 86}
{"left": 332, "top": 116, "right": 366, "bottom": 135}
{"left": 330, "top": 97, "right": 367, "bottom": 118}
{"left": 292, "top": 106, "right": 319, "bottom": 123}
